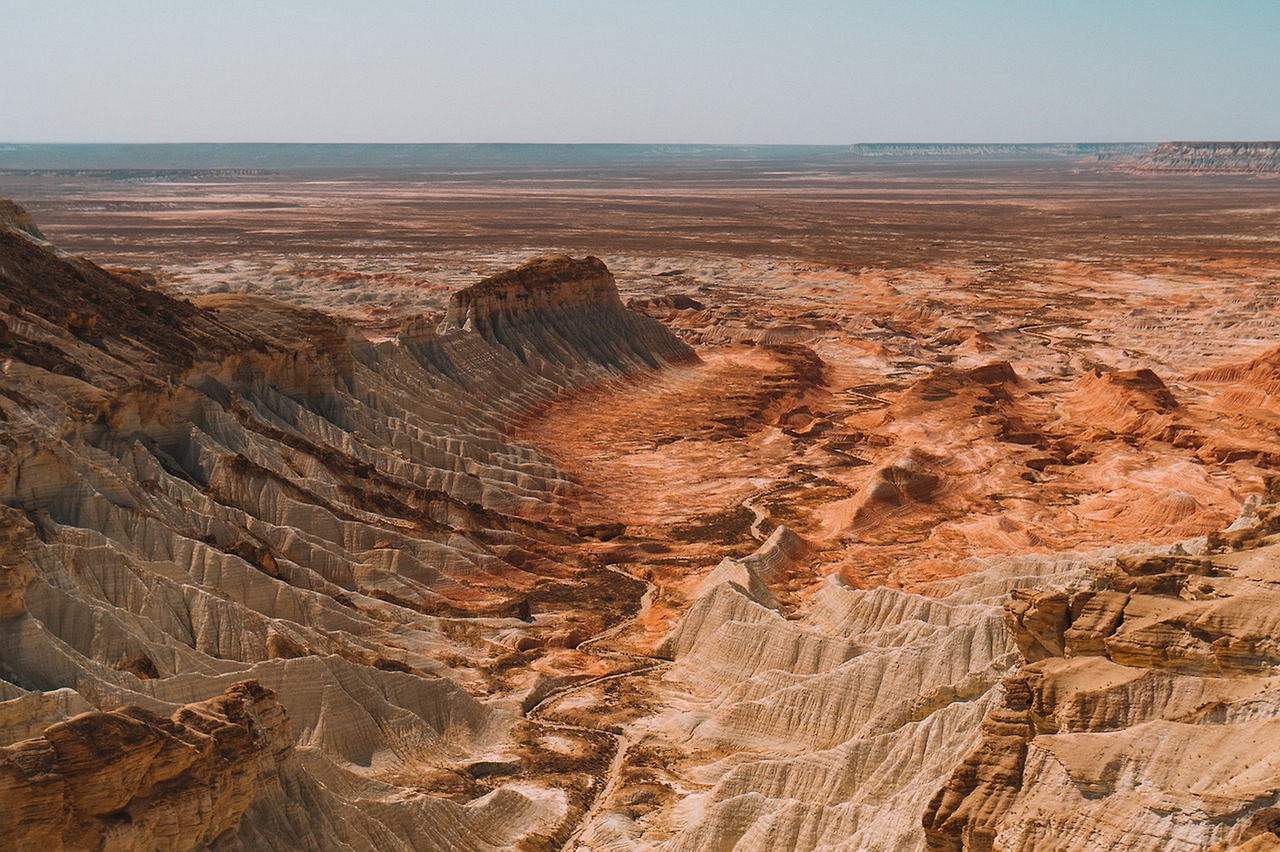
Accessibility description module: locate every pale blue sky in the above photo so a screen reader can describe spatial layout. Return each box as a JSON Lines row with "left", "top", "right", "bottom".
{"left": 3, "top": 0, "right": 1276, "bottom": 143}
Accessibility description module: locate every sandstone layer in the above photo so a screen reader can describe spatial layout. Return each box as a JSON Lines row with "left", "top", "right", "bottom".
{"left": 0, "top": 205, "right": 693, "bottom": 849}
{"left": 539, "top": 482, "right": 1280, "bottom": 851}
{"left": 2, "top": 145, "right": 1279, "bottom": 852}
{"left": 1126, "top": 141, "right": 1280, "bottom": 175}
{"left": 925, "top": 480, "right": 1280, "bottom": 850}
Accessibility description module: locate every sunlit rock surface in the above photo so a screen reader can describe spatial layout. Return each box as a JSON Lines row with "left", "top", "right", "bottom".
{"left": 1126, "top": 141, "right": 1280, "bottom": 174}
{"left": 562, "top": 496, "right": 1280, "bottom": 851}
{"left": 0, "top": 205, "right": 690, "bottom": 848}
{"left": 922, "top": 483, "right": 1280, "bottom": 850}
{"left": 4, "top": 162, "right": 1280, "bottom": 852}
{"left": 569, "top": 531, "right": 1107, "bottom": 849}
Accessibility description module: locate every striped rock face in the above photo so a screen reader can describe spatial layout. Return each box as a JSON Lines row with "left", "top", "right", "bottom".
{"left": 0, "top": 208, "right": 695, "bottom": 849}
{"left": 4, "top": 161, "right": 1280, "bottom": 852}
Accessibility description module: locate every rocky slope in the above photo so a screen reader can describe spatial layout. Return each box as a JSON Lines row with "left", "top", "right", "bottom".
{"left": 0, "top": 203, "right": 694, "bottom": 849}
{"left": 1125, "top": 141, "right": 1280, "bottom": 174}
{"left": 925, "top": 480, "right": 1280, "bottom": 850}
{"left": 5, "top": 192, "right": 1280, "bottom": 851}
{"left": 551, "top": 483, "right": 1280, "bottom": 851}
{"left": 557, "top": 526, "right": 1137, "bottom": 848}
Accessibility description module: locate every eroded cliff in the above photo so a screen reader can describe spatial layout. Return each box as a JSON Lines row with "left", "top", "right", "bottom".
{"left": 1126, "top": 141, "right": 1280, "bottom": 174}
{"left": 4, "top": 190, "right": 1280, "bottom": 852}
{"left": 0, "top": 203, "right": 693, "bottom": 849}
{"left": 924, "top": 481, "right": 1280, "bottom": 851}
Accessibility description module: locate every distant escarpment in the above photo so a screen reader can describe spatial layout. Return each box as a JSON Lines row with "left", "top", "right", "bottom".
{"left": 848, "top": 143, "right": 1153, "bottom": 160}
{"left": 1125, "top": 141, "right": 1280, "bottom": 174}
{"left": 0, "top": 201, "right": 692, "bottom": 848}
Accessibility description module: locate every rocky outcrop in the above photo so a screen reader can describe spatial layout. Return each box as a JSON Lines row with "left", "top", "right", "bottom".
{"left": 565, "top": 529, "right": 1101, "bottom": 849}
{"left": 626, "top": 294, "right": 708, "bottom": 318}
{"left": 559, "top": 483, "right": 1280, "bottom": 850}
{"left": 1063, "top": 367, "right": 1183, "bottom": 441}
{"left": 0, "top": 206, "right": 693, "bottom": 848}
{"left": 843, "top": 449, "right": 946, "bottom": 530}
{"left": 0, "top": 200, "right": 45, "bottom": 241}
{"left": 1126, "top": 141, "right": 1280, "bottom": 174}
{"left": 1192, "top": 343, "right": 1280, "bottom": 392}
{"left": 441, "top": 254, "right": 697, "bottom": 376}
{"left": 0, "top": 681, "right": 289, "bottom": 850}
{"left": 563, "top": 486, "right": 1280, "bottom": 850}
{"left": 924, "top": 479, "right": 1280, "bottom": 850}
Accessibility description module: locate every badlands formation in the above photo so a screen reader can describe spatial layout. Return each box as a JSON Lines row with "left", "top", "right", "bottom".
{"left": 1126, "top": 141, "right": 1280, "bottom": 175}
{"left": 1, "top": 147, "right": 1280, "bottom": 850}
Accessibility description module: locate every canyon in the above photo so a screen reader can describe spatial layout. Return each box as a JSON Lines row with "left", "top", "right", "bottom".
{"left": 1, "top": 145, "right": 1280, "bottom": 850}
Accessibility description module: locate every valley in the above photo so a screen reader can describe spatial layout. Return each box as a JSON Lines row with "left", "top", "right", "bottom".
{"left": 2, "top": 148, "right": 1280, "bottom": 849}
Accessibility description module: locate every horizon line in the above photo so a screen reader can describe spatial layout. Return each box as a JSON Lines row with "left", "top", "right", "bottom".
{"left": 0, "top": 140, "right": 1183, "bottom": 147}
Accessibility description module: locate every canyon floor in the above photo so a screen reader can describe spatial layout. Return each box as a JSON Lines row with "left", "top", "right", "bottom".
{"left": 3, "top": 150, "right": 1280, "bottom": 850}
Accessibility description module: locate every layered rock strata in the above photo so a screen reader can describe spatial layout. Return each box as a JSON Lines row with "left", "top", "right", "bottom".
{"left": 0, "top": 681, "right": 289, "bottom": 850}
{"left": 560, "top": 491, "right": 1280, "bottom": 851}
{"left": 564, "top": 525, "right": 1112, "bottom": 849}
{"left": 924, "top": 479, "right": 1280, "bottom": 851}
{"left": 6, "top": 193, "right": 1280, "bottom": 851}
{"left": 442, "top": 255, "right": 697, "bottom": 377}
{"left": 0, "top": 205, "right": 693, "bottom": 848}
{"left": 1126, "top": 141, "right": 1280, "bottom": 174}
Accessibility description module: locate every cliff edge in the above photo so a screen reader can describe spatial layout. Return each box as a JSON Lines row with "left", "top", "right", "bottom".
{"left": 0, "top": 202, "right": 693, "bottom": 849}
{"left": 442, "top": 254, "right": 698, "bottom": 372}
{"left": 1126, "top": 141, "right": 1280, "bottom": 174}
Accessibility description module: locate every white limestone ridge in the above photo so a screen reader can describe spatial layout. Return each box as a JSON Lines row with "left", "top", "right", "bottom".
{"left": 581, "top": 501, "right": 1280, "bottom": 850}
{"left": 0, "top": 206, "right": 691, "bottom": 849}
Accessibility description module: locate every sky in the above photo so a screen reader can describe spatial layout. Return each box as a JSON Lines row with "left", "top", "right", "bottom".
{"left": 3, "top": 0, "right": 1277, "bottom": 144}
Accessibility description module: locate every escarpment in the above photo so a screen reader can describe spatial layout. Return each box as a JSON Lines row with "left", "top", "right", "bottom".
{"left": 5, "top": 179, "right": 1280, "bottom": 852}
{"left": 0, "top": 203, "right": 694, "bottom": 848}
{"left": 559, "top": 480, "right": 1280, "bottom": 850}
{"left": 442, "top": 254, "right": 698, "bottom": 377}
{"left": 567, "top": 524, "right": 1104, "bottom": 849}
{"left": 0, "top": 681, "right": 289, "bottom": 850}
{"left": 1127, "top": 141, "right": 1280, "bottom": 174}
{"left": 923, "top": 478, "right": 1280, "bottom": 851}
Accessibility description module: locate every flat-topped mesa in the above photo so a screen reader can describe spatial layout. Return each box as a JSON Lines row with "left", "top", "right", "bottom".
{"left": 441, "top": 254, "right": 697, "bottom": 374}
{"left": 445, "top": 255, "right": 616, "bottom": 320}
{"left": 1128, "top": 141, "right": 1280, "bottom": 174}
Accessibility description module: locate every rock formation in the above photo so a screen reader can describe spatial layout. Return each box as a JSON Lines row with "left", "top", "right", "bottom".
{"left": 564, "top": 524, "right": 1104, "bottom": 848}
{"left": 1126, "top": 141, "right": 1280, "bottom": 174}
{"left": 0, "top": 203, "right": 693, "bottom": 848}
{"left": 4, "top": 155, "right": 1280, "bottom": 852}
{"left": 551, "top": 482, "right": 1280, "bottom": 850}
{"left": 924, "top": 480, "right": 1280, "bottom": 850}
{"left": 442, "top": 255, "right": 696, "bottom": 376}
{"left": 0, "top": 681, "right": 289, "bottom": 850}
{"left": 0, "top": 200, "right": 45, "bottom": 241}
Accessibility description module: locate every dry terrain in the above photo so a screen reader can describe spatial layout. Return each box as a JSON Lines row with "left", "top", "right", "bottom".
{"left": 2, "top": 148, "right": 1280, "bottom": 850}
